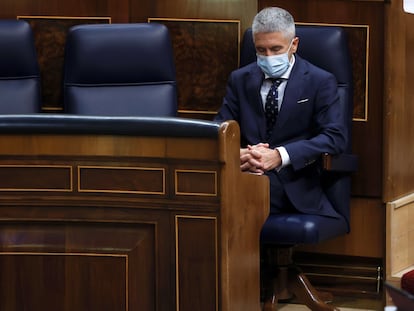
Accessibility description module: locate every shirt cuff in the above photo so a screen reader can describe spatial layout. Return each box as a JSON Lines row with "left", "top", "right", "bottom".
{"left": 275, "top": 146, "right": 291, "bottom": 169}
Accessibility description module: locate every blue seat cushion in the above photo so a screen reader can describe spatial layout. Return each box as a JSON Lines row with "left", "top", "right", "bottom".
{"left": 261, "top": 213, "right": 349, "bottom": 245}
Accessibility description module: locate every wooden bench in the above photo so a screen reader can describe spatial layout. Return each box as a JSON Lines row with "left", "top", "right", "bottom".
{"left": 0, "top": 115, "right": 269, "bottom": 311}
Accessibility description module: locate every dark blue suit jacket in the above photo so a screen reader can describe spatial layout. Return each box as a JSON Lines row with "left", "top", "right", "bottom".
{"left": 215, "top": 55, "right": 347, "bottom": 217}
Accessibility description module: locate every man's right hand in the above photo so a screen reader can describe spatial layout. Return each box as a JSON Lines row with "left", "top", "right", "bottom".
{"left": 240, "top": 144, "right": 268, "bottom": 174}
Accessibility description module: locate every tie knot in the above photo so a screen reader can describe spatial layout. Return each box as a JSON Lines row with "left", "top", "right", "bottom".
{"left": 270, "top": 78, "right": 284, "bottom": 87}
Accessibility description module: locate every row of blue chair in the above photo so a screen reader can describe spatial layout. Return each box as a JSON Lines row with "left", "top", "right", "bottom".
{"left": 0, "top": 20, "right": 41, "bottom": 113}
{"left": 0, "top": 20, "right": 178, "bottom": 116}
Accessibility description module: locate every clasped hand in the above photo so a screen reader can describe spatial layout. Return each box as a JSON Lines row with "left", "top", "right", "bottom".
{"left": 240, "top": 143, "right": 282, "bottom": 175}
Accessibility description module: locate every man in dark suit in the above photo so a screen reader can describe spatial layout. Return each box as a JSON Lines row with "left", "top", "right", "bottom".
{"left": 214, "top": 7, "right": 347, "bottom": 217}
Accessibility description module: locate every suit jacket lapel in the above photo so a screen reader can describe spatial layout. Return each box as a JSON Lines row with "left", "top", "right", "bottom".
{"left": 246, "top": 66, "right": 267, "bottom": 140}
{"left": 275, "top": 56, "right": 307, "bottom": 130}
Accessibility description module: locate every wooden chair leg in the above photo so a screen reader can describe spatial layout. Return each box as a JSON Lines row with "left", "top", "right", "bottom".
{"left": 288, "top": 268, "right": 340, "bottom": 311}
{"left": 262, "top": 294, "right": 278, "bottom": 311}
{"left": 261, "top": 246, "right": 294, "bottom": 311}
{"left": 261, "top": 246, "right": 339, "bottom": 311}
{"left": 262, "top": 267, "right": 279, "bottom": 311}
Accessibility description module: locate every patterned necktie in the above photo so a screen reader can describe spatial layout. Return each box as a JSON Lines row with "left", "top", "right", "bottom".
{"left": 265, "top": 78, "right": 283, "bottom": 139}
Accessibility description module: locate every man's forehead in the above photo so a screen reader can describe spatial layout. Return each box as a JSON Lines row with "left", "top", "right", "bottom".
{"left": 253, "top": 32, "right": 290, "bottom": 44}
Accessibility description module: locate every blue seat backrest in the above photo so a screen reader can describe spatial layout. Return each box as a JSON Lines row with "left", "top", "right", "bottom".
{"left": 63, "top": 23, "right": 177, "bottom": 117}
{"left": 0, "top": 20, "right": 41, "bottom": 113}
{"left": 240, "top": 25, "right": 354, "bottom": 227}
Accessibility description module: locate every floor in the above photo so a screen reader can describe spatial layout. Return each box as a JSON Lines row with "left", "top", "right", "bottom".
{"left": 267, "top": 294, "right": 385, "bottom": 311}
{"left": 277, "top": 305, "right": 375, "bottom": 311}
{"left": 279, "top": 305, "right": 384, "bottom": 311}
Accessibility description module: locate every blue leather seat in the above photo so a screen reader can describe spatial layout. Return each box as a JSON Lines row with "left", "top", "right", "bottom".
{"left": 0, "top": 20, "right": 41, "bottom": 113}
{"left": 63, "top": 23, "right": 177, "bottom": 116}
{"left": 240, "top": 26, "right": 357, "bottom": 310}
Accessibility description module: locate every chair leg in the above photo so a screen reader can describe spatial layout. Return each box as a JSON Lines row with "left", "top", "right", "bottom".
{"left": 262, "top": 266, "right": 292, "bottom": 311}
{"left": 261, "top": 246, "right": 340, "bottom": 311}
{"left": 288, "top": 267, "right": 340, "bottom": 311}
{"left": 262, "top": 294, "right": 278, "bottom": 311}
{"left": 261, "top": 246, "right": 294, "bottom": 310}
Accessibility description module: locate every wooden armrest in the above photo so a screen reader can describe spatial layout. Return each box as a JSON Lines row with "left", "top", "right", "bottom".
{"left": 322, "top": 153, "right": 358, "bottom": 172}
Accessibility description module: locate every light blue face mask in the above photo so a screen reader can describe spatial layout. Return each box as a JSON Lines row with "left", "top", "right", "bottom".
{"left": 256, "top": 40, "right": 293, "bottom": 78}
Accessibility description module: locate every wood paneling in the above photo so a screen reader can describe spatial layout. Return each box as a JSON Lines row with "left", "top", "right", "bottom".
{"left": 0, "top": 119, "right": 269, "bottom": 311}
{"left": 148, "top": 18, "right": 240, "bottom": 118}
{"left": 384, "top": 0, "right": 414, "bottom": 202}
{"left": 386, "top": 194, "right": 414, "bottom": 283}
{"left": 0, "top": 0, "right": 129, "bottom": 22}
{"left": 146, "top": 0, "right": 257, "bottom": 119}
{"left": 0, "top": 165, "right": 72, "bottom": 191}
{"left": 0, "top": 0, "right": 256, "bottom": 31}
{"left": 176, "top": 216, "right": 218, "bottom": 311}
{"left": 151, "top": 0, "right": 256, "bottom": 32}
{"left": 0, "top": 223, "right": 156, "bottom": 310}
{"left": 383, "top": 0, "right": 414, "bottom": 289}
{"left": 79, "top": 166, "right": 166, "bottom": 194}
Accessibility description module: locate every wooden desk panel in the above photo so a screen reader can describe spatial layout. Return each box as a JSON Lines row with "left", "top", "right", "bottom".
{"left": 0, "top": 119, "right": 269, "bottom": 311}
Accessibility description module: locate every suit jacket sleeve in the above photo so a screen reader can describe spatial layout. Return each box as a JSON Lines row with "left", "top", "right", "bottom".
{"left": 283, "top": 69, "right": 347, "bottom": 171}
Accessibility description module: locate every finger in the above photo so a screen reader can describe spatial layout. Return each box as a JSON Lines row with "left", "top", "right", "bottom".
{"left": 249, "top": 149, "right": 262, "bottom": 158}
{"left": 240, "top": 160, "right": 254, "bottom": 171}
{"left": 249, "top": 167, "right": 264, "bottom": 175}
{"left": 248, "top": 158, "right": 263, "bottom": 168}
{"left": 252, "top": 143, "right": 269, "bottom": 148}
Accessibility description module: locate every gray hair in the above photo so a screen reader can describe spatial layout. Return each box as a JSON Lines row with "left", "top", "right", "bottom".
{"left": 252, "top": 7, "right": 296, "bottom": 40}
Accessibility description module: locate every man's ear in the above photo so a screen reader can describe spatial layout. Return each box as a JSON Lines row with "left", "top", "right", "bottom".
{"left": 291, "top": 37, "right": 299, "bottom": 53}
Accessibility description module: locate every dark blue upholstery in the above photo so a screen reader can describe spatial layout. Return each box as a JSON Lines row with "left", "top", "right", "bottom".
{"left": 0, "top": 115, "right": 221, "bottom": 137}
{"left": 63, "top": 23, "right": 177, "bottom": 116}
{"left": 240, "top": 25, "right": 354, "bottom": 246}
{"left": 0, "top": 20, "right": 41, "bottom": 113}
